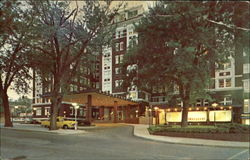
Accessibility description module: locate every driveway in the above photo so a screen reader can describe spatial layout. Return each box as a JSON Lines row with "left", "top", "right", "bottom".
{"left": 0, "top": 126, "right": 249, "bottom": 160}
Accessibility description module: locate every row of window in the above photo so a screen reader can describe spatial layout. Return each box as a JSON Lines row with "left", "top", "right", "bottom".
{"left": 34, "top": 107, "right": 85, "bottom": 117}
{"left": 113, "top": 9, "right": 138, "bottom": 23}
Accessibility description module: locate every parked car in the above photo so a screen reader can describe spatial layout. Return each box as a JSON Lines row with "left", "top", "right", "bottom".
{"left": 41, "top": 117, "right": 76, "bottom": 129}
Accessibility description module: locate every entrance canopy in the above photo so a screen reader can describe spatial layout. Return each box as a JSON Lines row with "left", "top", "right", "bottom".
{"left": 63, "top": 90, "right": 138, "bottom": 107}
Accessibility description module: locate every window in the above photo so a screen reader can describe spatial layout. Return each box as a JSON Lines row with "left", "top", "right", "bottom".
{"left": 128, "top": 36, "right": 137, "bottom": 47}
{"left": 203, "top": 99, "right": 209, "bottom": 106}
{"left": 120, "top": 55, "right": 124, "bottom": 63}
{"left": 120, "top": 42, "right": 124, "bottom": 51}
{"left": 79, "top": 108, "right": 84, "bottom": 116}
{"left": 220, "top": 96, "right": 232, "bottom": 105}
{"left": 162, "top": 97, "right": 166, "bottom": 102}
{"left": 243, "top": 63, "right": 250, "bottom": 74}
{"left": 225, "top": 79, "right": 231, "bottom": 87}
{"left": 115, "top": 55, "right": 119, "bottom": 64}
{"left": 225, "top": 96, "right": 232, "bottom": 105}
{"left": 218, "top": 79, "right": 232, "bottom": 88}
{"left": 219, "top": 72, "right": 230, "bottom": 76}
{"left": 128, "top": 10, "right": 138, "bottom": 19}
{"left": 115, "top": 55, "right": 124, "bottom": 64}
{"left": 243, "top": 49, "right": 247, "bottom": 57}
{"left": 115, "top": 80, "right": 123, "bottom": 87}
{"left": 104, "top": 66, "right": 110, "bottom": 70}
{"left": 104, "top": 78, "right": 110, "bottom": 82}
{"left": 45, "top": 107, "right": 50, "bottom": 116}
{"left": 196, "top": 100, "right": 202, "bottom": 106}
{"left": 36, "top": 107, "right": 42, "bottom": 116}
{"left": 244, "top": 99, "right": 250, "bottom": 113}
{"left": 152, "top": 97, "right": 159, "bottom": 102}
{"left": 115, "top": 68, "right": 121, "bottom": 74}
{"left": 115, "top": 43, "right": 119, "bottom": 51}
{"left": 224, "top": 62, "right": 231, "bottom": 69}
{"left": 243, "top": 79, "right": 250, "bottom": 92}
{"left": 70, "top": 84, "right": 74, "bottom": 92}
{"left": 70, "top": 107, "right": 74, "bottom": 115}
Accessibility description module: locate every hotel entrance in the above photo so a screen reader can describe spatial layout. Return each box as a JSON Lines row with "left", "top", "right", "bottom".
{"left": 63, "top": 90, "right": 140, "bottom": 123}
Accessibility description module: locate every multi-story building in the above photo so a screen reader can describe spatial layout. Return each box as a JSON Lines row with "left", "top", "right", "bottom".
{"left": 100, "top": 3, "right": 151, "bottom": 101}
{"left": 32, "top": 55, "right": 100, "bottom": 121}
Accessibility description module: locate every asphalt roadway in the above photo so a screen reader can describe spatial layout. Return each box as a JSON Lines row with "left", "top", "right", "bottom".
{"left": 0, "top": 126, "right": 249, "bottom": 160}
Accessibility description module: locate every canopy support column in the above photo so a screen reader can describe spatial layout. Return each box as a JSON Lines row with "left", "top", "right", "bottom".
{"left": 87, "top": 95, "right": 92, "bottom": 122}
{"left": 114, "top": 101, "right": 118, "bottom": 123}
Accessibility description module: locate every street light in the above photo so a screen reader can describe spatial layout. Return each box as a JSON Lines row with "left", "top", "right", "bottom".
{"left": 212, "top": 103, "right": 218, "bottom": 126}
{"left": 135, "top": 110, "right": 139, "bottom": 118}
{"left": 154, "top": 107, "right": 159, "bottom": 125}
{"left": 72, "top": 103, "right": 79, "bottom": 130}
{"left": 13, "top": 106, "right": 18, "bottom": 122}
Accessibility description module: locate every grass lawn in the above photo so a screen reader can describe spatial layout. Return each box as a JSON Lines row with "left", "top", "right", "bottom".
{"left": 148, "top": 123, "right": 250, "bottom": 142}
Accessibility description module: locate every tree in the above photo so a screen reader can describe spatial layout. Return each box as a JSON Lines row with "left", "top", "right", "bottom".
{"left": 124, "top": 1, "right": 235, "bottom": 127}
{"left": 29, "top": 0, "right": 120, "bottom": 130}
{"left": 0, "top": 0, "right": 35, "bottom": 127}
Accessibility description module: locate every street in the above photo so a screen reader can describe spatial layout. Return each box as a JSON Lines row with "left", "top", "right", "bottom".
{"left": 0, "top": 126, "right": 249, "bottom": 160}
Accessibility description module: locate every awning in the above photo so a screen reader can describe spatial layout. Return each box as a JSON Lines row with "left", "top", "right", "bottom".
{"left": 63, "top": 90, "right": 138, "bottom": 107}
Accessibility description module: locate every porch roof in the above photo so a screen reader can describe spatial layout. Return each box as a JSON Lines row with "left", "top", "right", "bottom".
{"left": 63, "top": 90, "right": 138, "bottom": 107}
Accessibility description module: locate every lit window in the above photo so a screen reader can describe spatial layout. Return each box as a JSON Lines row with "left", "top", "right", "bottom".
{"left": 45, "top": 107, "right": 50, "bottom": 116}
{"left": 36, "top": 107, "right": 42, "bottom": 116}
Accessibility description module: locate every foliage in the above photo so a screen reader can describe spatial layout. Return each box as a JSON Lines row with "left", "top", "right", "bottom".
{"left": 0, "top": 0, "right": 36, "bottom": 127}
{"left": 28, "top": 0, "right": 121, "bottom": 130}
{"left": 124, "top": 1, "right": 238, "bottom": 127}
{"left": 149, "top": 123, "right": 250, "bottom": 134}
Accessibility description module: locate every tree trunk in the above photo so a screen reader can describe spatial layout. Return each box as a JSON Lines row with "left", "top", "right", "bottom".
{"left": 1, "top": 91, "right": 13, "bottom": 127}
{"left": 181, "top": 99, "right": 188, "bottom": 127}
{"left": 49, "top": 79, "right": 62, "bottom": 130}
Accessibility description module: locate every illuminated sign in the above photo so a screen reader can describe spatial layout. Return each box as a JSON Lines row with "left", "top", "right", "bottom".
{"left": 209, "top": 110, "right": 232, "bottom": 122}
{"left": 188, "top": 111, "right": 207, "bottom": 122}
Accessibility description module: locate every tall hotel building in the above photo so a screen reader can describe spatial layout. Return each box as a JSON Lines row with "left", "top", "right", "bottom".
{"left": 32, "top": 2, "right": 249, "bottom": 124}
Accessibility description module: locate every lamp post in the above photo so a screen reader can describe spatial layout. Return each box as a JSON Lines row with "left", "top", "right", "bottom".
{"left": 72, "top": 103, "right": 79, "bottom": 130}
{"left": 14, "top": 106, "right": 18, "bottom": 122}
{"left": 148, "top": 108, "right": 152, "bottom": 127}
{"left": 212, "top": 103, "right": 218, "bottom": 126}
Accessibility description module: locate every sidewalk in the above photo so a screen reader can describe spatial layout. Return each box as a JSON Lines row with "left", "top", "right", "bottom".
{"left": 131, "top": 124, "right": 250, "bottom": 148}
{"left": 0, "top": 123, "right": 87, "bottom": 135}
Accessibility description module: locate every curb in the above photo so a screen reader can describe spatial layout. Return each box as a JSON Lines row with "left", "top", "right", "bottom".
{"left": 0, "top": 127, "right": 86, "bottom": 135}
{"left": 131, "top": 126, "right": 250, "bottom": 149}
